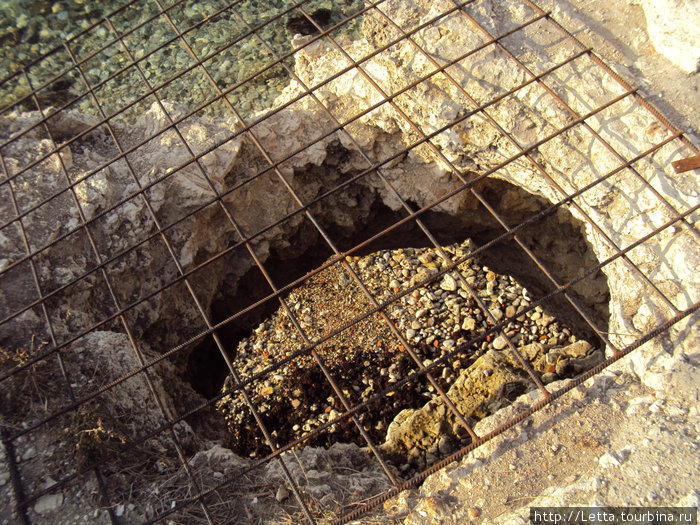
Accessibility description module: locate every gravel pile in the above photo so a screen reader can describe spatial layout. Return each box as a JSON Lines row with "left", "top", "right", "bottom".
{"left": 216, "top": 239, "right": 600, "bottom": 460}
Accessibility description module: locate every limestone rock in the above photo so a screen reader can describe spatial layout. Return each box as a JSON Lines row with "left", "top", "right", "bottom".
{"left": 189, "top": 443, "right": 249, "bottom": 475}
{"left": 381, "top": 338, "right": 610, "bottom": 467}
{"left": 33, "top": 493, "right": 64, "bottom": 515}
{"left": 637, "top": 0, "right": 700, "bottom": 73}
{"left": 381, "top": 348, "right": 544, "bottom": 466}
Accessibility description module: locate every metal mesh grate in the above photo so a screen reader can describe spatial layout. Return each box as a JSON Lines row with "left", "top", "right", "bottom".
{"left": 1, "top": 0, "right": 698, "bottom": 523}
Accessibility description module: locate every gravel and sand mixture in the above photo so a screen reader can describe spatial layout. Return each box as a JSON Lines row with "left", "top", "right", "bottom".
{"left": 217, "top": 239, "right": 601, "bottom": 467}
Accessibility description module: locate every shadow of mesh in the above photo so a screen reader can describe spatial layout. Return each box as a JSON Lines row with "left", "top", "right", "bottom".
{"left": 0, "top": 0, "right": 698, "bottom": 524}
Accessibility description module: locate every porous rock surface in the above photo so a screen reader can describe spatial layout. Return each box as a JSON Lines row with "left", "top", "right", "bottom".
{"left": 634, "top": 0, "right": 700, "bottom": 74}
{"left": 1, "top": 0, "right": 698, "bottom": 522}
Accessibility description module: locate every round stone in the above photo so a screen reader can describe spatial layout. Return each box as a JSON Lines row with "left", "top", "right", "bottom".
{"left": 492, "top": 335, "right": 508, "bottom": 350}
{"left": 489, "top": 307, "right": 504, "bottom": 322}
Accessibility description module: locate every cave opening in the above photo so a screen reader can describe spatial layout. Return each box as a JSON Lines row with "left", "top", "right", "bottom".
{"left": 184, "top": 174, "right": 610, "bottom": 423}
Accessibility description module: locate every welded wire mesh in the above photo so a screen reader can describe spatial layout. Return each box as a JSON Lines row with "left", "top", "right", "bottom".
{"left": 1, "top": 0, "right": 698, "bottom": 523}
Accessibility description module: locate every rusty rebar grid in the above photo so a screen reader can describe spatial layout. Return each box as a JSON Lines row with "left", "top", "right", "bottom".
{"left": 1, "top": 0, "right": 697, "bottom": 524}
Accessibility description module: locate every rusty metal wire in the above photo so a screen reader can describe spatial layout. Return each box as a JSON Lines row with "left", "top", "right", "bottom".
{"left": 1, "top": 0, "right": 697, "bottom": 523}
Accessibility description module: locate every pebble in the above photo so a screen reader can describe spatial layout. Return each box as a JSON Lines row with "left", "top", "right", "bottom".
{"left": 492, "top": 335, "right": 508, "bottom": 350}
{"left": 598, "top": 452, "right": 621, "bottom": 468}
{"left": 489, "top": 307, "right": 504, "bottom": 322}
{"left": 462, "top": 317, "right": 476, "bottom": 331}
{"left": 542, "top": 372, "right": 557, "bottom": 383}
{"left": 440, "top": 274, "right": 458, "bottom": 292}
{"left": 34, "top": 493, "right": 64, "bottom": 515}
{"left": 438, "top": 436, "right": 452, "bottom": 455}
{"left": 275, "top": 485, "right": 289, "bottom": 502}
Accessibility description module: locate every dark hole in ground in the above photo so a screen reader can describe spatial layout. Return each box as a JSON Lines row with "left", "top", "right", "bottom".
{"left": 185, "top": 176, "right": 609, "bottom": 413}
{"left": 185, "top": 243, "right": 334, "bottom": 400}
{"left": 286, "top": 8, "right": 333, "bottom": 36}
